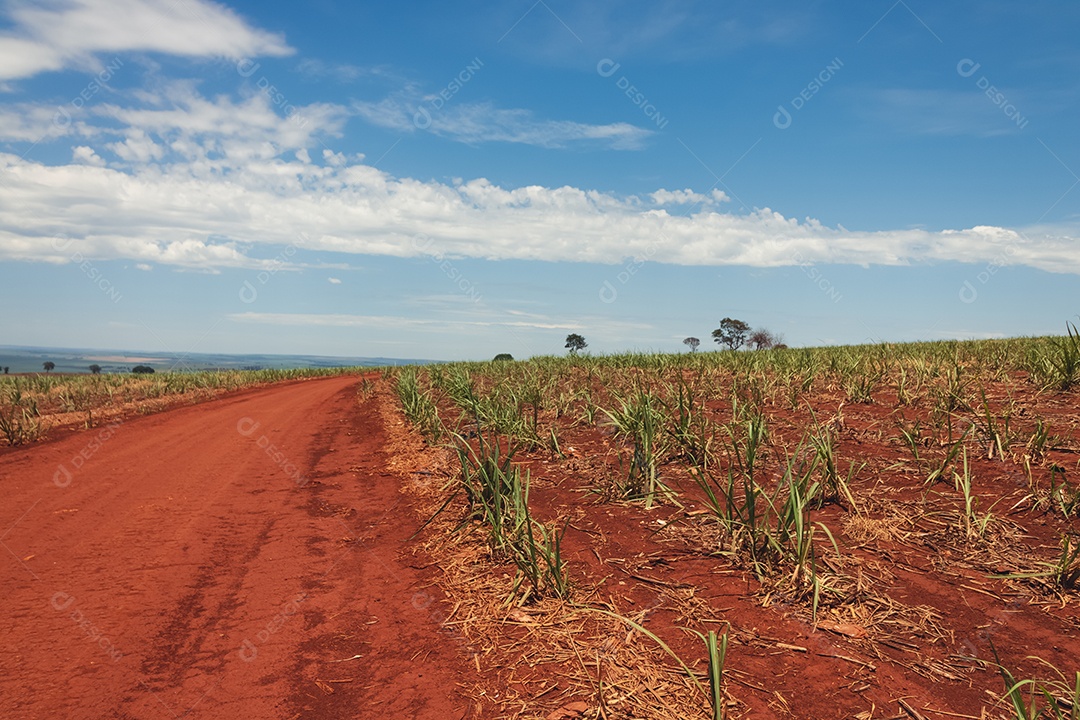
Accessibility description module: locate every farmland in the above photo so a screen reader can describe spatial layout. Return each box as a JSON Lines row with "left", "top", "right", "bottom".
{"left": 2, "top": 333, "right": 1078, "bottom": 719}
{"left": 385, "top": 333, "right": 1080, "bottom": 718}
{"left": 0, "top": 367, "right": 368, "bottom": 446}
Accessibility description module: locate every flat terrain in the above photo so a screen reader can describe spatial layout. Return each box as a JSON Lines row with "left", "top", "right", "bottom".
{"left": 0, "top": 376, "right": 477, "bottom": 719}
{"left": 3, "top": 353, "right": 1079, "bottom": 719}
{"left": 385, "top": 355, "right": 1080, "bottom": 720}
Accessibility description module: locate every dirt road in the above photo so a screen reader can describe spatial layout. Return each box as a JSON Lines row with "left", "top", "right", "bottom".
{"left": 0, "top": 377, "right": 474, "bottom": 719}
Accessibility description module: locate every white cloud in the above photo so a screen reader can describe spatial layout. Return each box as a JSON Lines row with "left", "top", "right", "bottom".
{"left": 353, "top": 95, "right": 653, "bottom": 150}
{"left": 0, "top": 103, "right": 80, "bottom": 141}
{"left": 228, "top": 312, "right": 584, "bottom": 331}
{"left": 1, "top": 85, "right": 1079, "bottom": 276}
{"left": 109, "top": 129, "right": 165, "bottom": 162}
{"left": 651, "top": 188, "right": 730, "bottom": 205}
{"left": 327, "top": 277, "right": 342, "bottom": 284}
{"left": 859, "top": 88, "right": 1031, "bottom": 137}
{"left": 0, "top": 0, "right": 292, "bottom": 82}
{"left": 92, "top": 81, "right": 349, "bottom": 153}
{"left": 72, "top": 145, "right": 105, "bottom": 165}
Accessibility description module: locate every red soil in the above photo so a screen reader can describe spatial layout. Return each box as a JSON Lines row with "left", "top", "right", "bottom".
{"left": 3, "top": 374, "right": 1078, "bottom": 719}
{"left": 0, "top": 376, "right": 480, "bottom": 719}
{"left": 403, "top": 374, "right": 1080, "bottom": 719}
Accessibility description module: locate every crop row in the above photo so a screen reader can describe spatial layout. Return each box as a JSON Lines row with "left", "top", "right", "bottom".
{"left": 393, "top": 333, "right": 1080, "bottom": 718}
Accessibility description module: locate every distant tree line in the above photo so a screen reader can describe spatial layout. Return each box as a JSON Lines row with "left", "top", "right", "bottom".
{"left": 550, "top": 319, "right": 784, "bottom": 358}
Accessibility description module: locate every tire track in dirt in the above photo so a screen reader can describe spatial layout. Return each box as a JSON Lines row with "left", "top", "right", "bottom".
{"left": 0, "top": 376, "right": 479, "bottom": 719}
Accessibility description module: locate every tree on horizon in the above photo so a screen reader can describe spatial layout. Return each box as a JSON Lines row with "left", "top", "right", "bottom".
{"left": 683, "top": 337, "right": 700, "bottom": 352}
{"left": 565, "top": 333, "right": 587, "bottom": 355}
{"left": 42, "top": 361, "right": 55, "bottom": 373}
{"left": 712, "top": 318, "right": 750, "bottom": 351}
{"left": 748, "top": 328, "right": 782, "bottom": 350}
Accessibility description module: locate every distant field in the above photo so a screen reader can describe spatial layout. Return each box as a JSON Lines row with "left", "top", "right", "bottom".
{"left": 0, "top": 366, "right": 384, "bottom": 445}
{"left": 0, "top": 345, "right": 427, "bottom": 375}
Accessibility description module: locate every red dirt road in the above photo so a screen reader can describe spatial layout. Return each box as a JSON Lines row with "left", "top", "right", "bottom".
{"left": 0, "top": 377, "right": 476, "bottom": 719}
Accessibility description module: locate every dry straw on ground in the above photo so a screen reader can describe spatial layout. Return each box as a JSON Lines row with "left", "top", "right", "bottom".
{"left": 374, "top": 382, "right": 727, "bottom": 720}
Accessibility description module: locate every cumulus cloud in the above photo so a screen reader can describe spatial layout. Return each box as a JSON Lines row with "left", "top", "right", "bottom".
{"left": 72, "top": 145, "right": 105, "bottom": 165}
{"left": 0, "top": 0, "right": 292, "bottom": 82}
{"left": 0, "top": 85, "right": 1078, "bottom": 276}
{"left": 327, "top": 277, "right": 342, "bottom": 284}
{"left": 91, "top": 80, "right": 349, "bottom": 154}
{"left": 0, "top": 103, "right": 84, "bottom": 141}
{"left": 650, "top": 188, "right": 730, "bottom": 205}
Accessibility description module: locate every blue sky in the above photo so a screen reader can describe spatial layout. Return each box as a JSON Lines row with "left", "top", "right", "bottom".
{"left": 0, "top": 1, "right": 1078, "bottom": 361}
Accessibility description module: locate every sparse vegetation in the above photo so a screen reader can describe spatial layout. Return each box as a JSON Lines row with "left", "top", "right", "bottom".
{"left": 995, "top": 653, "right": 1080, "bottom": 720}
{"left": 388, "top": 329, "right": 1080, "bottom": 718}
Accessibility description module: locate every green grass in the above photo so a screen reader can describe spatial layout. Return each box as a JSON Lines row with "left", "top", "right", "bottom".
{"left": 994, "top": 652, "right": 1079, "bottom": 720}
{"left": 996, "top": 533, "right": 1080, "bottom": 592}
{"left": 436, "top": 430, "right": 571, "bottom": 603}
{"left": 807, "top": 418, "right": 860, "bottom": 509}
{"left": 1028, "top": 322, "right": 1080, "bottom": 391}
{"left": 600, "top": 389, "right": 674, "bottom": 508}
{"left": 952, "top": 448, "right": 1000, "bottom": 542}
{"left": 395, "top": 368, "right": 444, "bottom": 441}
